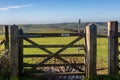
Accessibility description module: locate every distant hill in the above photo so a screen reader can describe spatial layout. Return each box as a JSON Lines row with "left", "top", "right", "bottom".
{"left": 0, "top": 22, "right": 119, "bottom": 35}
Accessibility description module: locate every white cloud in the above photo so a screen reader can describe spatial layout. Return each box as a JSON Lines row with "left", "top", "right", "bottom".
{"left": 0, "top": 8, "right": 9, "bottom": 10}
{"left": 0, "top": 4, "right": 31, "bottom": 11}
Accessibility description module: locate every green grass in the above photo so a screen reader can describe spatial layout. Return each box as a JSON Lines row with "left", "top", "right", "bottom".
{"left": 97, "top": 37, "right": 108, "bottom": 74}
{"left": 23, "top": 37, "right": 85, "bottom": 66}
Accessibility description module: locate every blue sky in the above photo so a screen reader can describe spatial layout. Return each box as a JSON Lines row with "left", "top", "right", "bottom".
{"left": 0, "top": 0, "right": 120, "bottom": 24}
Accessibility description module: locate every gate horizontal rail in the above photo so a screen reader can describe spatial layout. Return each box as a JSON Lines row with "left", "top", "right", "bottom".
{"left": 23, "top": 44, "right": 85, "bottom": 48}
{"left": 23, "top": 72, "right": 86, "bottom": 77}
{"left": 20, "top": 33, "right": 85, "bottom": 38}
{"left": 23, "top": 54, "right": 85, "bottom": 57}
{"left": 24, "top": 63, "right": 85, "bottom": 67}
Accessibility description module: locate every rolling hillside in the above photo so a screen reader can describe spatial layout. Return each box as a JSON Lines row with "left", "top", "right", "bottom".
{"left": 0, "top": 22, "right": 119, "bottom": 35}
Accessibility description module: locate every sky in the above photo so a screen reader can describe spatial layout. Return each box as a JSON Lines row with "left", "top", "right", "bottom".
{"left": 0, "top": 0, "right": 120, "bottom": 24}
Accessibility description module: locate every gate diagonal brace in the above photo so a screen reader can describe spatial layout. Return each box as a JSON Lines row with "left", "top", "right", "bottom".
{"left": 23, "top": 38, "right": 53, "bottom": 55}
{"left": 23, "top": 35, "right": 84, "bottom": 72}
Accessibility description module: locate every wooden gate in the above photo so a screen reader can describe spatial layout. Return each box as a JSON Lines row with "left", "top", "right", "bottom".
{"left": 22, "top": 32, "right": 85, "bottom": 78}
{"left": 9, "top": 24, "right": 97, "bottom": 79}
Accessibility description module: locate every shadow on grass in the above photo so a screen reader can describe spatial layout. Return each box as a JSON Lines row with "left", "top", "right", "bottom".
{"left": 84, "top": 75, "right": 120, "bottom": 80}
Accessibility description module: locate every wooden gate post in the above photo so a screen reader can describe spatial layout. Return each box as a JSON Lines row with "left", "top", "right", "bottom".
{"left": 18, "top": 28, "right": 23, "bottom": 78}
{"left": 108, "top": 21, "right": 119, "bottom": 75}
{"left": 86, "top": 24, "right": 97, "bottom": 78}
{"left": 9, "top": 25, "right": 19, "bottom": 79}
{"left": 3, "top": 25, "right": 9, "bottom": 50}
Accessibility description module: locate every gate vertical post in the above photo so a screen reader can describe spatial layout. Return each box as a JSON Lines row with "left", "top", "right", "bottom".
{"left": 18, "top": 28, "right": 24, "bottom": 79}
{"left": 108, "top": 21, "right": 119, "bottom": 75}
{"left": 3, "top": 25, "right": 9, "bottom": 50}
{"left": 86, "top": 24, "right": 97, "bottom": 78}
{"left": 9, "top": 25, "right": 19, "bottom": 79}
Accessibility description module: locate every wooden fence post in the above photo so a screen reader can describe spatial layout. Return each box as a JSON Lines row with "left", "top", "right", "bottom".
{"left": 108, "top": 21, "right": 119, "bottom": 75}
{"left": 3, "top": 25, "right": 9, "bottom": 50}
{"left": 18, "top": 28, "right": 23, "bottom": 79}
{"left": 86, "top": 24, "right": 97, "bottom": 78}
{"left": 9, "top": 25, "right": 19, "bottom": 79}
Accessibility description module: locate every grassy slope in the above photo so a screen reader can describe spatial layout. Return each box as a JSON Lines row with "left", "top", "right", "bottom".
{"left": 97, "top": 38, "right": 108, "bottom": 74}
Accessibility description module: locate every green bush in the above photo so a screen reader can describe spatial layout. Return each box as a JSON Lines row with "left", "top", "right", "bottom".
{"left": 0, "top": 55, "right": 9, "bottom": 79}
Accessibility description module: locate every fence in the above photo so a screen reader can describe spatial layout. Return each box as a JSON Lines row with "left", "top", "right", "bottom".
{"left": 8, "top": 24, "right": 97, "bottom": 79}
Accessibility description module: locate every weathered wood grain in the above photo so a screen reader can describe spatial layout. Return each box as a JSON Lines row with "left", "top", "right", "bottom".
{"left": 86, "top": 24, "right": 97, "bottom": 78}
{"left": 108, "top": 21, "right": 119, "bottom": 75}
